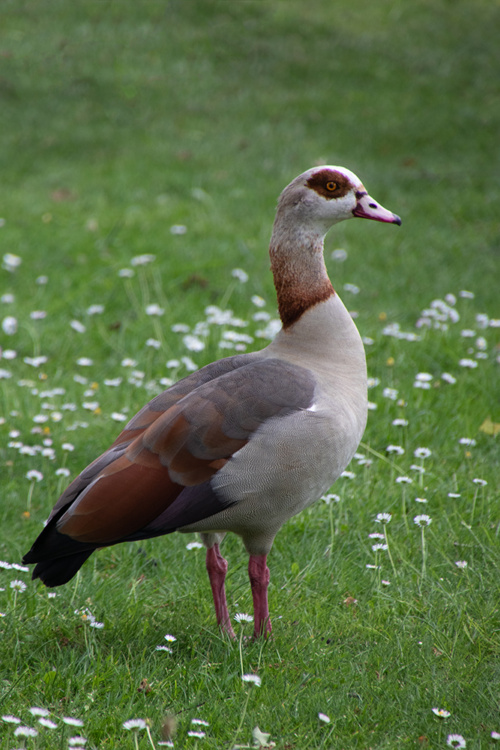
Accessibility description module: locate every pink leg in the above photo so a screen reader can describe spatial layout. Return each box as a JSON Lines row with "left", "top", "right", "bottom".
{"left": 248, "top": 554, "right": 272, "bottom": 638}
{"left": 206, "top": 544, "right": 235, "bottom": 639}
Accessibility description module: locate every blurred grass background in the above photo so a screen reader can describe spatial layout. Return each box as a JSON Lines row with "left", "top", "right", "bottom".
{"left": 2, "top": 0, "right": 499, "bottom": 313}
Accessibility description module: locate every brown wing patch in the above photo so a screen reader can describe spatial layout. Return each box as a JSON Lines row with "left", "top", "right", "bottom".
{"left": 123, "top": 408, "right": 246, "bottom": 486}
{"left": 57, "top": 460, "right": 182, "bottom": 543}
{"left": 306, "top": 169, "right": 354, "bottom": 200}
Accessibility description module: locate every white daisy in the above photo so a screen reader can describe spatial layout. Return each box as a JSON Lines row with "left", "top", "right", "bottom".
{"left": 123, "top": 719, "right": 147, "bottom": 730}
{"left": 447, "top": 734, "right": 466, "bottom": 749}
{"left": 241, "top": 673, "right": 261, "bottom": 686}
{"left": 432, "top": 708, "right": 451, "bottom": 718}
{"left": 62, "top": 717, "right": 84, "bottom": 727}
{"left": 414, "top": 515, "right": 432, "bottom": 527}
{"left": 234, "top": 613, "right": 253, "bottom": 623}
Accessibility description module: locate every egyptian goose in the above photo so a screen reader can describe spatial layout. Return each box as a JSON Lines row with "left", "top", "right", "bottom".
{"left": 23, "top": 167, "right": 400, "bottom": 638}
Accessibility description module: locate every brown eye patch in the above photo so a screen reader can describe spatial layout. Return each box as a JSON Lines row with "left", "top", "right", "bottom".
{"left": 306, "top": 169, "right": 352, "bottom": 200}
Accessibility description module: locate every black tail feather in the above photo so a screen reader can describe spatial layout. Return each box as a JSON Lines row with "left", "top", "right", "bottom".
{"left": 23, "top": 511, "right": 97, "bottom": 586}
{"left": 31, "top": 551, "right": 95, "bottom": 587}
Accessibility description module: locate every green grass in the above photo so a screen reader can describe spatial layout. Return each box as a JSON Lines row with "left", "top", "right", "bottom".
{"left": 1, "top": 1, "right": 499, "bottom": 747}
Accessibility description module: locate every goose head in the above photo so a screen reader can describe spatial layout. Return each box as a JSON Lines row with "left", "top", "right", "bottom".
{"left": 275, "top": 166, "right": 401, "bottom": 237}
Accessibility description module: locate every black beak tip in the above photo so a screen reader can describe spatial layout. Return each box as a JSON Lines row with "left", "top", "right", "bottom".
{"left": 393, "top": 214, "right": 402, "bottom": 226}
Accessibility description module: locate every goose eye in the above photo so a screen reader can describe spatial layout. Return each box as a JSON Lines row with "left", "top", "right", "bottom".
{"left": 326, "top": 181, "right": 337, "bottom": 192}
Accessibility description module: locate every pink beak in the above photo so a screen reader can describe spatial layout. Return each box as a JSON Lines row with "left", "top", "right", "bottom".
{"left": 353, "top": 192, "right": 401, "bottom": 225}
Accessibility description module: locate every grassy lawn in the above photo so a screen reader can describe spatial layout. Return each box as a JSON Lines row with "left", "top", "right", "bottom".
{"left": 1, "top": 1, "right": 499, "bottom": 747}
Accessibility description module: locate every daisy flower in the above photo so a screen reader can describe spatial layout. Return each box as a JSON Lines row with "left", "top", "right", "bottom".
{"left": 145, "top": 303, "right": 164, "bottom": 316}
{"left": 181, "top": 356, "right": 197, "bottom": 371}
{"left": 414, "top": 447, "right": 432, "bottom": 459}
{"left": 241, "top": 673, "right": 261, "bottom": 686}
{"left": 234, "top": 613, "right": 253, "bottom": 623}
{"left": 104, "top": 378, "right": 123, "bottom": 387}
{"left": 123, "top": 719, "right": 147, "bottom": 730}
{"left": 171, "top": 323, "right": 190, "bottom": 334}
{"left": 383, "top": 387, "right": 398, "bottom": 400}
{"left": 2, "top": 253, "right": 22, "bottom": 271}
{"left": 447, "top": 734, "right": 466, "bottom": 748}
{"left": 186, "top": 541, "right": 203, "bottom": 550}
{"left": 10, "top": 580, "right": 27, "bottom": 592}
{"left": 432, "top": 708, "right": 451, "bottom": 718}
{"left": 62, "top": 717, "right": 84, "bottom": 727}
{"left": 386, "top": 445, "right": 404, "bottom": 455}
{"left": 183, "top": 335, "right": 205, "bottom": 352}
{"left": 251, "top": 295, "right": 266, "bottom": 307}
{"left": 415, "top": 372, "right": 433, "bottom": 382}
{"left": 29, "top": 707, "right": 49, "bottom": 717}
{"left": 331, "top": 248, "right": 347, "bottom": 261}
{"left": 131, "top": 253, "right": 156, "bottom": 265}
{"left": 87, "top": 304, "right": 104, "bottom": 315}
{"left": 396, "top": 476, "right": 413, "bottom": 484}
{"left": 14, "top": 726, "right": 38, "bottom": 737}
{"left": 414, "top": 514, "right": 432, "bottom": 527}
{"left": 111, "top": 412, "right": 128, "bottom": 422}
{"left": 26, "top": 470, "right": 43, "bottom": 482}
{"left": 344, "top": 282, "right": 360, "bottom": 294}
{"left": 39, "top": 718, "right": 58, "bottom": 729}
{"left": 322, "top": 493, "right": 340, "bottom": 504}
{"left": 2, "top": 316, "right": 18, "bottom": 335}
{"left": 231, "top": 268, "right": 249, "bottom": 283}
